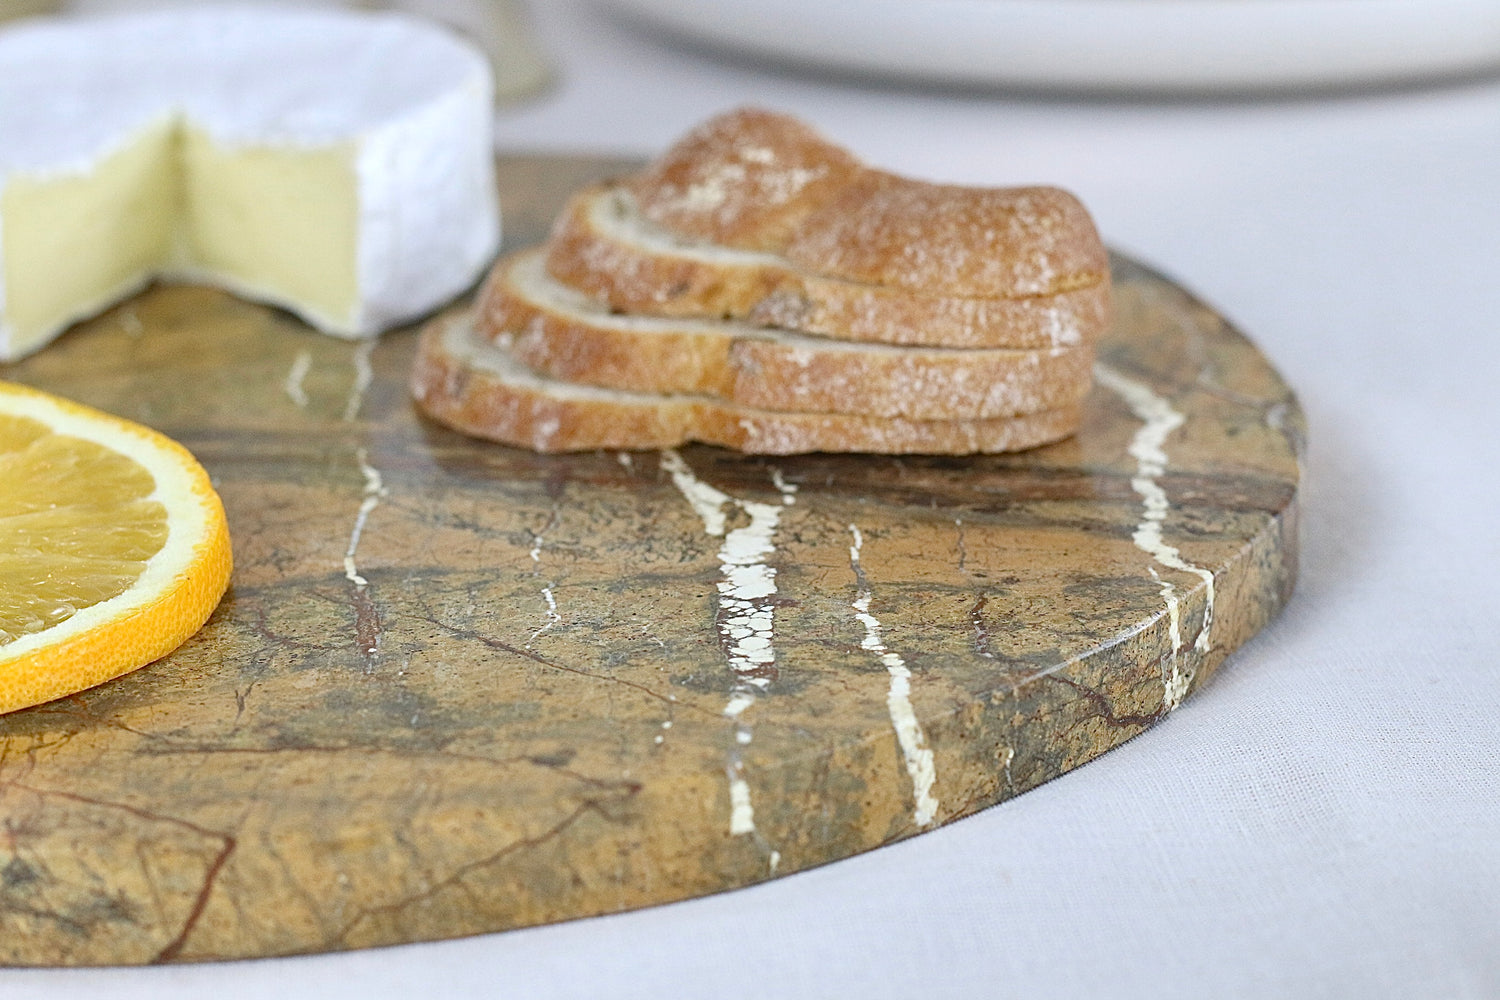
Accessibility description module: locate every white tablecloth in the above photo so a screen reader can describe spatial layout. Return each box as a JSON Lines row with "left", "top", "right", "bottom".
{"left": 8, "top": 2, "right": 1498, "bottom": 996}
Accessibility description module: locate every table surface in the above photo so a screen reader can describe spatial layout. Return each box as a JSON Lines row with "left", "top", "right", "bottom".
{"left": 6, "top": 1, "right": 1498, "bottom": 996}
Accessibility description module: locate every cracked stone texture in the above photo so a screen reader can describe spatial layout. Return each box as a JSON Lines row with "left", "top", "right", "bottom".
{"left": 0, "top": 155, "right": 1303, "bottom": 965}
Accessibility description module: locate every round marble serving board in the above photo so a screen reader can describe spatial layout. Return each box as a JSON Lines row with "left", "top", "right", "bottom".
{"left": 0, "top": 155, "right": 1303, "bottom": 966}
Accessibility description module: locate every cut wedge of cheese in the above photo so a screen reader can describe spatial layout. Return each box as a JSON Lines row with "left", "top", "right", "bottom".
{"left": 0, "top": 6, "right": 500, "bottom": 361}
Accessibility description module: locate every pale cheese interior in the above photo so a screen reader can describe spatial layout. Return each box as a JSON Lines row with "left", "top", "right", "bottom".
{"left": 2, "top": 118, "right": 359, "bottom": 355}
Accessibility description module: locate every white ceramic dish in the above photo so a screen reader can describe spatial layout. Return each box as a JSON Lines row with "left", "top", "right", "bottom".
{"left": 599, "top": 0, "right": 1500, "bottom": 92}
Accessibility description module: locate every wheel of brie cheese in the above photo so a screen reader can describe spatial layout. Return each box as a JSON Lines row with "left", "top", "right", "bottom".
{"left": 0, "top": 6, "right": 500, "bottom": 361}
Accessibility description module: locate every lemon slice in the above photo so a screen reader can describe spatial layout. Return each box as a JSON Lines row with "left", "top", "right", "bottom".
{"left": 0, "top": 382, "right": 232, "bottom": 714}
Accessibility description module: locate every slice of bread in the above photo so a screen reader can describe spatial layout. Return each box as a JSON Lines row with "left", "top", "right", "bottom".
{"left": 626, "top": 109, "right": 1108, "bottom": 299}
{"left": 480, "top": 250, "right": 1093, "bottom": 421}
{"left": 412, "top": 311, "right": 1083, "bottom": 455}
{"left": 545, "top": 185, "right": 1111, "bottom": 350}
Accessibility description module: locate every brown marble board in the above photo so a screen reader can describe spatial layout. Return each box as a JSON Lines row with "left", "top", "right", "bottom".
{"left": 0, "top": 154, "right": 1303, "bottom": 966}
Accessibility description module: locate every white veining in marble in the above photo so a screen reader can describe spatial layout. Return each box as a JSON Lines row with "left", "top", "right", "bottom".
{"left": 717, "top": 498, "right": 785, "bottom": 686}
{"left": 530, "top": 586, "right": 562, "bottom": 642}
{"left": 342, "top": 448, "right": 387, "bottom": 590}
{"left": 662, "top": 450, "right": 730, "bottom": 536}
{"left": 1094, "top": 363, "right": 1217, "bottom": 710}
{"left": 528, "top": 505, "right": 560, "bottom": 568}
{"left": 116, "top": 307, "right": 144, "bottom": 339}
{"left": 770, "top": 468, "right": 798, "bottom": 505}
{"left": 722, "top": 691, "right": 757, "bottom": 720}
{"left": 343, "top": 338, "right": 376, "bottom": 423}
{"left": 284, "top": 349, "right": 312, "bottom": 409}
{"left": 850, "top": 525, "right": 940, "bottom": 827}
{"left": 662, "top": 450, "right": 793, "bottom": 842}
{"left": 726, "top": 761, "right": 755, "bottom": 837}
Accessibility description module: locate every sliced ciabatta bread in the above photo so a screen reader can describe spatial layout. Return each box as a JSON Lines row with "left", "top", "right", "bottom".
{"left": 478, "top": 250, "right": 1093, "bottom": 421}
{"left": 412, "top": 311, "right": 1083, "bottom": 455}
{"left": 545, "top": 184, "right": 1111, "bottom": 350}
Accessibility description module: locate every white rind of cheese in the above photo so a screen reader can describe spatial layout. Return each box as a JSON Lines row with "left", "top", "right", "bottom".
{"left": 0, "top": 6, "right": 500, "bottom": 361}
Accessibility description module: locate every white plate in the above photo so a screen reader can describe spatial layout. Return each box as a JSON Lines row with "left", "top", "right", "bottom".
{"left": 599, "top": 0, "right": 1500, "bottom": 92}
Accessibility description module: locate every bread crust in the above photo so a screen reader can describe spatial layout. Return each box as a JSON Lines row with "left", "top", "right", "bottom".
{"left": 627, "top": 107, "right": 864, "bottom": 252}
{"left": 545, "top": 185, "right": 1112, "bottom": 350}
{"left": 786, "top": 170, "right": 1110, "bottom": 297}
{"left": 480, "top": 250, "right": 1093, "bottom": 420}
{"left": 413, "top": 312, "right": 1083, "bottom": 455}
{"left": 624, "top": 108, "right": 1108, "bottom": 300}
